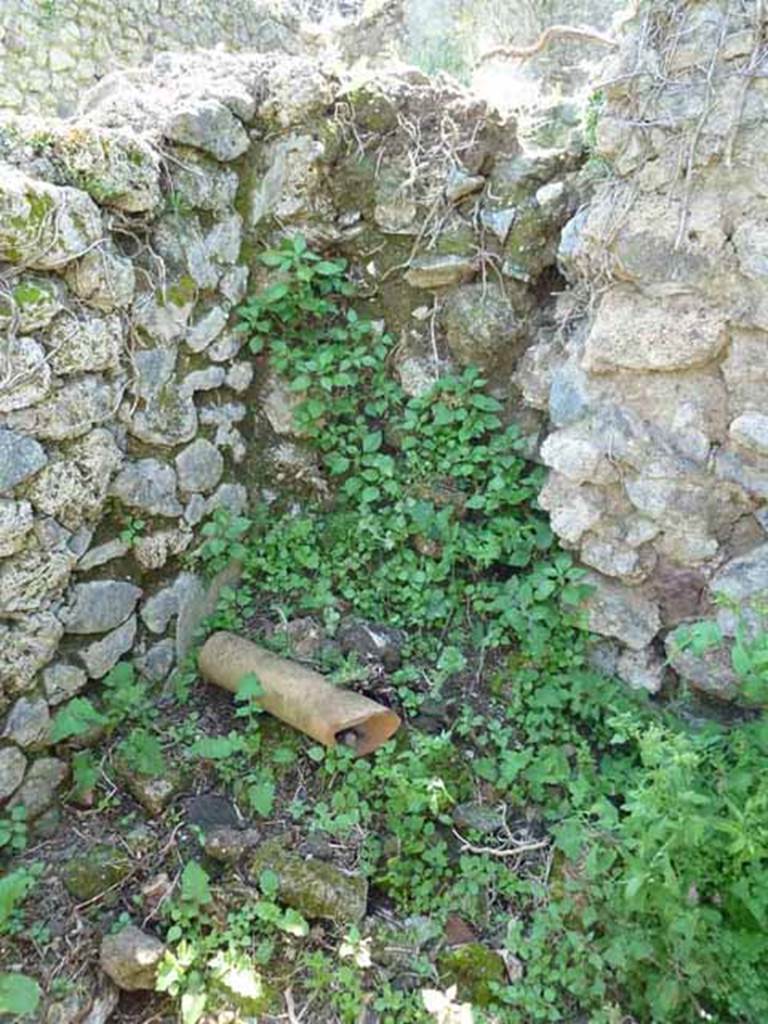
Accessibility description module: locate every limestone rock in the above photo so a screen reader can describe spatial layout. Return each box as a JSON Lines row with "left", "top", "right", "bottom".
{"left": 77, "top": 538, "right": 131, "bottom": 572}
{"left": 132, "top": 287, "right": 195, "bottom": 345}
{"left": 0, "top": 167, "right": 102, "bottom": 270}
{"left": 262, "top": 375, "right": 303, "bottom": 436}
{"left": 666, "top": 639, "right": 739, "bottom": 701}
{"left": 0, "top": 614, "right": 63, "bottom": 698}
{"left": 42, "top": 663, "right": 88, "bottom": 706}
{"left": 442, "top": 282, "right": 525, "bottom": 372}
{"left": 0, "top": 545, "right": 76, "bottom": 614}
{"left": 225, "top": 362, "right": 254, "bottom": 393}
{"left": 181, "top": 367, "right": 226, "bottom": 395}
{"left": 28, "top": 428, "right": 123, "bottom": 530}
{"left": 140, "top": 584, "right": 180, "bottom": 635}
{"left": 0, "top": 746, "right": 27, "bottom": 801}
{"left": 111, "top": 459, "right": 182, "bottom": 517}
{"left": 0, "top": 336, "right": 51, "bottom": 413}
{"left": 163, "top": 99, "right": 250, "bottom": 162}
{"left": 729, "top": 412, "right": 768, "bottom": 457}
{"left": 186, "top": 305, "right": 228, "bottom": 353}
{"left": 6, "top": 376, "right": 125, "bottom": 441}
{"left": 62, "top": 581, "right": 142, "bottom": 635}
{"left": 583, "top": 289, "right": 728, "bottom": 373}
{"left": 0, "top": 499, "right": 34, "bottom": 556}
{"left": 175, "top": 438, "right": 224, "bottom": 494}
{"left": 616, "top": 647, "right": 665, "bottom": 694}
{"left": 132, "top": 347, "right": 176, "bottom": 403}
{"left": 46, "top": 312, "right": 124, "bottom": 375}
{"left": 404, "top": 255, "right": 476, "bottom": 289}
{"left": 0, "top": 428, "right": 47, "bottom": 493}
{"left": 169, "top": 153, "right": 239, "bottom": 212}
{"left": 583, "top": 572, "right": 661, "bottom": 651}
{"left": 248, "top": 836, "right": 367, "bottom": 924}
{"left": 207, "top": 328, "right": 244, "bottom": 362}
{"left": 128, "top": 385, "right": 198, "bottom": 447}
{"left": 220, "top": 264, "right": 249, "bottom": 304}
{"left": 0, "top": 275, "right": 64, "bottom": 333}
{"left": 65, "top": 247, "right": 136, "bottom": 311}
{"left": 135, "top": 639, "right": 175, "bottom": 682}
{"left": 10, "top": 756, "right": 68, "bottom": 819}
{"left": 3, "top": 697, "right": 51, "bottom": 750}
{"left": 540, "top": 430, "right": 618, "bottom": 486}
{"left": 52, "top": 127, "right": 161, "bottom": 213}
{"left": 100, "top": 926, "right": 165, "bottom": 992}
{"left": 79, "top": 615, "right": 137, "bottom": 679}
{"left": 132, "top": 527, "right": 191, "bottom": 571}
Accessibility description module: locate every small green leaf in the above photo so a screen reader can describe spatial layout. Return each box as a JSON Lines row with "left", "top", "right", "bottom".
{"left": 362, "top": 430, "right": 382, "bottom": 453}
{"left": 236, "top": 673, "right": 264, "bottom": 703}
{"left": 259, "top": 869, "right": 280, "bottom": 898}
{"left": 181, "top": 990, "right": 207, "bottom": 1024}
{"left": 248, "top": 779, "right": 275, "bottom": 817}
{"left": 51, "top": 698, "right": 108, "bottom": 742}
{"left": 181, "top": 861, "right": 211, "bottom": 906}
{"left": 0, "top": 973, "right": 41, "bottom": 1016}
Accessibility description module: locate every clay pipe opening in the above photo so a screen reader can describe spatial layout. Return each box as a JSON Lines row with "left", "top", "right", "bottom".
{"left": 198, "top": 631, "right": 401, "bottom": 756}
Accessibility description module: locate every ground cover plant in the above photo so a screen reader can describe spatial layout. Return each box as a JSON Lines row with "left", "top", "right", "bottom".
{"left": 1, "top": 235, "right": 766, "bottom": 1024}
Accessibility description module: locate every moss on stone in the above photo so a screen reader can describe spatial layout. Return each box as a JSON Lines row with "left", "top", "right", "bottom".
{"left": 437, "top": 943, "right": 506, "bottom": 1007}
{"left": 62, "top": 843, "right": 132, "bottom": 902}
{"left": 248, "top": 836, "right": 367, "bottom": 924}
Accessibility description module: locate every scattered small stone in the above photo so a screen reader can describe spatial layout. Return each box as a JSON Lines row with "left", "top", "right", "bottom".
{"left": 100, "top": 925, "right": 165, "bottom": 991}
{"left": 120, "top": 769, "right": 180, "bottom": 817}
{"left": 204, "top": 826, "right": 262, "bottom": 863}
{"left": 452, "top": 803, "right": 505, "bottom": 836}
{"left": 63, "top": 844, "right": 132, "bottom": 902}
{"left": 338, "top": 619, "right": 404, "bottom": 671}
{"left": 404, "top": 255, "right": 476, "bottom": 289}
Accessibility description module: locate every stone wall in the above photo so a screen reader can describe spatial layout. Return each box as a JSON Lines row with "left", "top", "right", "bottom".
{"left": 0, "top": 0, "right": 301, "bottom": 118}
{"left": 519, "top": 0, "right": 768, "bottom": 696}
{"left": 0, "top": 51, "right": 574, "bottom": 816}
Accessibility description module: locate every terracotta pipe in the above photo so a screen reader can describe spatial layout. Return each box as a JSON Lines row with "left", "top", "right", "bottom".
{"left": 198, "top": 631, "right": 401, "bottom": 756}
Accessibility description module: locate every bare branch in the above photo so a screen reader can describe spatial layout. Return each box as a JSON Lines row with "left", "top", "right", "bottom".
{"left": 477, "top": 24, "right": 619, "bottom": 66}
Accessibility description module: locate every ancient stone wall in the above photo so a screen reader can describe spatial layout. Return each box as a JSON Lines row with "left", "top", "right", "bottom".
{"left": 0, "top": 0, "right": 301, "bottom": 118}
{"left": 520, "top": 0, "right": 768, "bottom": 696}
{"left": 0, "top": 51, "right": 574, "bottom": 816}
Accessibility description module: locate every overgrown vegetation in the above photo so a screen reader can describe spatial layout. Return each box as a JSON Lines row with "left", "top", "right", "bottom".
{"left": 2, "top": 236, "right": 766, "bottom": 1024}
